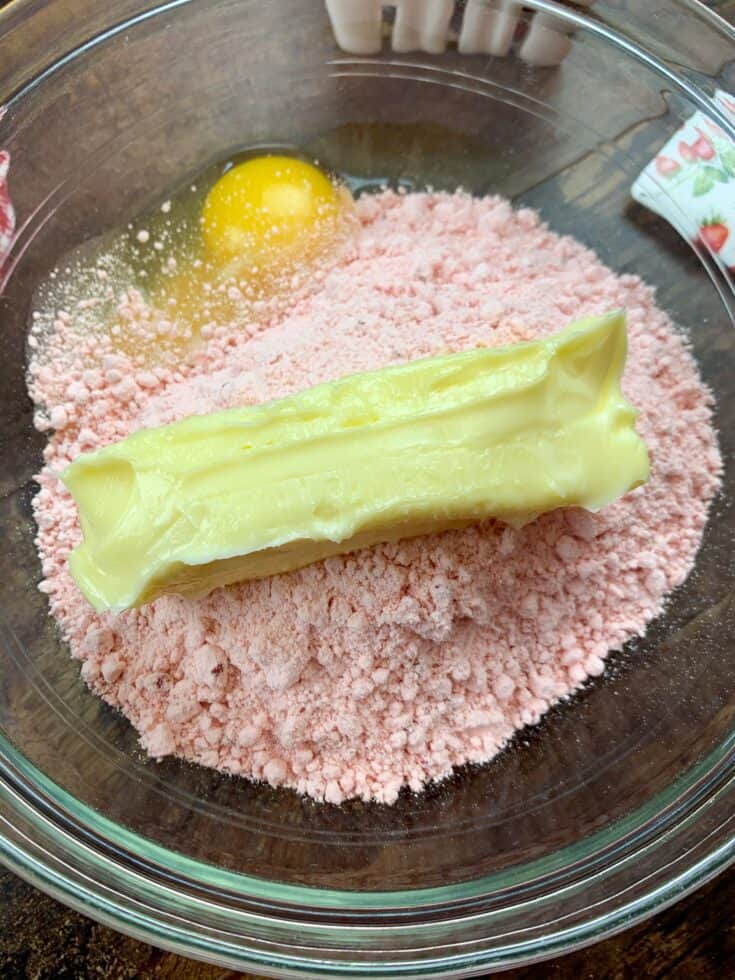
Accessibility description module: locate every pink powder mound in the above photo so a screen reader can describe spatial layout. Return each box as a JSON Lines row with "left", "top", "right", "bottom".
{"left": 28, "top": 191, "right": 722, "bottom": 805}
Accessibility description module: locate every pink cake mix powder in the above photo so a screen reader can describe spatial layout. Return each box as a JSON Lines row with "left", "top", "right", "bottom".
{"left": 28, "top": 190, "right": 722, "bottom": 805}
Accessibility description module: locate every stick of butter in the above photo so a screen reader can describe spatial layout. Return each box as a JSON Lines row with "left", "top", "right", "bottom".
{"left": 62, "top": 310, "right": 649, "bottom": 612}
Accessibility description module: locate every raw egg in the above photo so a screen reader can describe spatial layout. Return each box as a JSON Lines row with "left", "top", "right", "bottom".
{"left": 201, "top": 155, "right": 348, "bottom": 267}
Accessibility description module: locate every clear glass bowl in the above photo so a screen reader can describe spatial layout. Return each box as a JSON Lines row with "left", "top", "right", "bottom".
{"left": 1, "top": 1, "right": 735, "bottom": 975}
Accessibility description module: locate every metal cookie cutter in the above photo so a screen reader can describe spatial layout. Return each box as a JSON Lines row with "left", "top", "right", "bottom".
{"left": 325, "top": 0, "right": 595, "bottom": 67}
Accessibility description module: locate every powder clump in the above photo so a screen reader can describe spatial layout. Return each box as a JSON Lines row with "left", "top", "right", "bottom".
{"left": 29, "top": 190, "right": 722, "bottom": 804}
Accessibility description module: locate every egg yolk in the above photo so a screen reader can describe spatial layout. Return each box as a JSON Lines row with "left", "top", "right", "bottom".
{"left": 202, "top": 155, "right": 345, "bottom": 266}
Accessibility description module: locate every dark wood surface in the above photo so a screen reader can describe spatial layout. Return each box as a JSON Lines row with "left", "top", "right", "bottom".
{"left": 2, "top": 0, "right": 735, "bottom": 977}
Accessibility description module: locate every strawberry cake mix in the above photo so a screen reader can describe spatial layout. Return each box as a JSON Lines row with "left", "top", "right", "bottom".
{"left": 27, "top": 189, "right": 722, "bottom": 804}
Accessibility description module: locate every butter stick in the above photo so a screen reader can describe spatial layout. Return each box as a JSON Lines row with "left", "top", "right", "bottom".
{"left": 62, "top": 310, "right": 649, "bottom": 612}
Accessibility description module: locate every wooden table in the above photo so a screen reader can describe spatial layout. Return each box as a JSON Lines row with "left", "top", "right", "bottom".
{"left": 1, "top": 1, "right": 735, "bottom": 977}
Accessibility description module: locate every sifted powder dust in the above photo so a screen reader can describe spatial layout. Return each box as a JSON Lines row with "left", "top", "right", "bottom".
{"left": 28, "top": 191, "right": 722, "bottom": 804}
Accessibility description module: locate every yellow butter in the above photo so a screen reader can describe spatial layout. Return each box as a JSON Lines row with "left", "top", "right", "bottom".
{"left": 62, "top": 310, "right": 649, "bottom": 612}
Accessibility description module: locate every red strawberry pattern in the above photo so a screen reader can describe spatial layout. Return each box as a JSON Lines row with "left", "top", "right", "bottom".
{"left": 632, "top": 89, "right": 735, "bottom": 270}
{"left": 0, "top": 150, "right": 15, "bottom": 273}
{"left": 699, "top": 216, "right": 729, "bottom": 253}
{"left": 678, "top": 139, "right": 697, "bottom": 162}
{"left": 692, "top": 129, "right": 715, "bottom": 160}
{"left": 655, "top": 155, "right": 680, "bottom": 177}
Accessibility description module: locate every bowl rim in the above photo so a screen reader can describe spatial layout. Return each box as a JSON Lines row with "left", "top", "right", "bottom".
{"left": 3, "top": 733, "right": 735, "bottom": 976}
{"left": 2, "top": 0, "right": 735, "bottom": 974}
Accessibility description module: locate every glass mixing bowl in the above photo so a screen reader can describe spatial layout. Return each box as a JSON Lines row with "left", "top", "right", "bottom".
{"left": 1, "top": 0, "right": 735, "bottom": 974}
